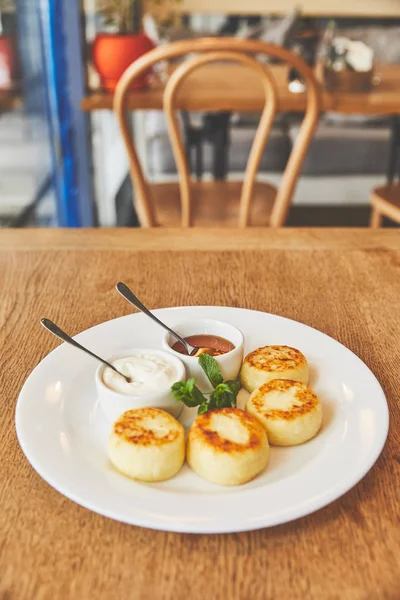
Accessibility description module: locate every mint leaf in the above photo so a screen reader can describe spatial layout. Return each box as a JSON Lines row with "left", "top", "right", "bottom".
{"left": 225, "top": 379, "right": 241, "bottom": 395}
{"left": 209, "top": 380, "right": 240, "bottom": 410}
{"left": 198, "top": 402, "right": 209, "bottom": 415}
{"left": 198, "top": 353, "right": 223, "bottom": 388}
{"left": 186, "top": 377, "right": 195, "bottom": 393}
{"left": 171, "top": 379, "right": 206, "bottom": 408}
{"left": 171, "top": 364, "right": 240, "bottom": 415}
{"left": 210, "top": 383, "right": 232, "bottom": 409}
{"left": 192, "top": 385, "right": 208, "bottom": 406}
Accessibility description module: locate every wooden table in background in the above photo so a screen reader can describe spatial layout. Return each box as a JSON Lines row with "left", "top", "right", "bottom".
{"left": 1, "top": 229, "right": 399, "bottom": 600}
{"left": 81, "top": 64, "right": 400, "bottom": 115}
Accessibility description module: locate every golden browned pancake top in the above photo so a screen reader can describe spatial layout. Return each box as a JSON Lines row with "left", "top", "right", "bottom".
{"left": 250, "top": 379, "right": 319, "bottom": 421}
{"left": 190, "top": 408, "right": 266, "bottom": 453}
{"left": 112, "top": 408, "right": 181, "bottom": 446}
{"left": 245, "top": 345, "right": 306, "bottom": 372}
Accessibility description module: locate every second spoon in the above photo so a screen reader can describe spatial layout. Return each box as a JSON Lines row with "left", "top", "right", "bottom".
{"left": 115, "top": 282, "right": 200, "bottom": 356}
{"left": 40, "top": 318, "right": 132, "bottom": 383}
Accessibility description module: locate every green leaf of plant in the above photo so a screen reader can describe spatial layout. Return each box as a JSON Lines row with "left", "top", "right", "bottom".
{"left": 171, "top": 364, "right": 241, "bottom": 413}
{"left": 209, "top": 380, "right": 241, "bottom": 409}
{"left": 192, "top": 385, "right": 208, "bottom": 406}
{"left": 225, "top": 379, "right": 241, "bottom": 395}
{"left": 198, "top": 353, "right": 223, "bottom": 388}
{"left": 171, "top": 381, "right": 184, "bottom": 391}
{"left": 209, "top": 384, "right": 228, "bottom": 409}
{"left": 198, "top": 402, "right": 209, "bottom": 415}
{"left": 186, "top": 377, "right": 195, "bottom": 393}
{"left": 170, "top": 380, "right": 206, "bottom": 408}
{"left": 207, "top": 393, "right": 217, "bottom": 410}
{"left": 215, "top": 394, "right": 227, "bottom": 408}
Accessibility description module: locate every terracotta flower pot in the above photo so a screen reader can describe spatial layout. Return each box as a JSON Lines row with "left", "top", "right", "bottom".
{"left": 0, "top": 35, "right": 19, "bottom": 90}
{"left": 92, "top": 33, "right": 155, "bottom": 91}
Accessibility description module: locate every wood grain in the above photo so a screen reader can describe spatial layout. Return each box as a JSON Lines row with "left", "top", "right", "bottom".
{"left": 1, "top": 229, "right": 400, "bottom": 600}
{"left": 120, "top": 180, "right": 278, "bottom": 227}
{"left": 177, "top": 0, "right": 400, "bottom": 17}
{"left": 82, "top": 64, "right": 400, "bottom": 115}
{"left": 0, "top": 227, "right": 399, "bottom": 251}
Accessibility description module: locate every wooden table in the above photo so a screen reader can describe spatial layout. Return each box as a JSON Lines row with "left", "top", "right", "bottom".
{"left": 82, "top": 63, "right": 400, "bottom": 184}
{"left": 1, "top": 229, "right": 399, "bottom": 600}
{"left": 81, "top": 64, "right": 400, "bottom": 115}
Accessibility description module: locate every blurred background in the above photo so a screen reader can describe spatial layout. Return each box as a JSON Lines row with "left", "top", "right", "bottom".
{"left": 1, "top": 0, "right": 400, "bottom": 228}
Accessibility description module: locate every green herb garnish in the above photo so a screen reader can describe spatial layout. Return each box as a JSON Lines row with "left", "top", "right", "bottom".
{"left": 170, "top": 378, "right": 205, "bottom": 407}
{"left": 198, "top": 353, "right": 223, "bottom": 388}
{"left": 171, "top": 354, "right": 240, "bottom": 414}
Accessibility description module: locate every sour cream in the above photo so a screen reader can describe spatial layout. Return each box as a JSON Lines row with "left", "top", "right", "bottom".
{"left": 102, "top": 353, "right": 178, "bottom": 396}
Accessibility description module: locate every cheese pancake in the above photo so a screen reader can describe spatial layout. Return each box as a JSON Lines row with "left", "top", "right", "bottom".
{"left": 246, "top": 379, "right": 322, "bottom": 446}
{"left": 187, "top": 408, "right": 269, "bottom": 485}
{"left": 241, "top": 345, "right": 309, "bottom": 392}
{"left": 109, "top": 407, "right": 185, "bottom": 481}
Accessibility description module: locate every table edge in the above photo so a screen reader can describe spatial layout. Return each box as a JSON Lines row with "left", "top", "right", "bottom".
{"left": 0, "top": 228, "right": 399, "bottom": 252}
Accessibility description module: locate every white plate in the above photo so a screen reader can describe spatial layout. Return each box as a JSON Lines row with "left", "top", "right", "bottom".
{"left": 16, "top": 306, "right": 389, "bottom": 534}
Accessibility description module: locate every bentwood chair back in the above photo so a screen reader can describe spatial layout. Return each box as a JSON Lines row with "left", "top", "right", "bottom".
{"left": 114, "top": 38, "right": 321, "bottom": 227}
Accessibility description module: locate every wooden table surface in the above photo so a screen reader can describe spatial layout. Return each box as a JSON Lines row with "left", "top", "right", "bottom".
{"left": 1, "top": 228, "right": 399, "bottom": 600}
{"left": 81, "top": 63, "right": 400, "bottom": 115}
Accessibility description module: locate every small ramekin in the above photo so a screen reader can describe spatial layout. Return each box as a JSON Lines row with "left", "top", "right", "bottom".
{"left": 95, "top": 348, "right": 186, "bottom": 422}
{"left": 162, "top": 319, "right": 244, "bottom": 393}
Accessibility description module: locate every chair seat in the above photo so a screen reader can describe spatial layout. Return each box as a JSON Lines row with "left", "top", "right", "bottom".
{"left": 148, "top": 180, "right": 277, "bottom": 227}
{"left": 370, "top": 183, "right": 400, "bottom": 224}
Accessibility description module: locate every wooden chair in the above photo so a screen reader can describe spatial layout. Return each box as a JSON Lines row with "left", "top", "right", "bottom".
{"left": 370, "top": 183, "right": 400, "bottom": 227}
{"left": 114, "top": 38, "right": 320, "bottom": 227}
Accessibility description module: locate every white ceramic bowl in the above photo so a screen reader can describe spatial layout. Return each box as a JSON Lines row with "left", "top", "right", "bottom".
{"left": 162, "top": 319, "right": 244, "bottom": 392}
{"left": 95, "top": 349, "right": 186, "bottom": 422}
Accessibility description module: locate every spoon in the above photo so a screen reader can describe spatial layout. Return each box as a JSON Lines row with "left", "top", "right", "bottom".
{"left": 115, "top": 282, "right": 206, "bottom": 356}
{"left": 40, "top": 318, "right": 132, "bottom": 383}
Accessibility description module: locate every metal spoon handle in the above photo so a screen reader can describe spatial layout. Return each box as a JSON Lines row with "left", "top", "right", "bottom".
{"left": 115, "top": 282, "right": 192, "bottom": 353}
{"left": 40, "top": 318, "right": 130, "bottom": 382}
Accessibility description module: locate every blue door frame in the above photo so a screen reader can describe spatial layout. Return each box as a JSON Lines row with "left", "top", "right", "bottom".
{"left": 37, "top": 0, "right": 94, "bottom": 226}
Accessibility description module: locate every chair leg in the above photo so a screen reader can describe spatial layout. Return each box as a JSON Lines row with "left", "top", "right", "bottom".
{"left": 370, "top": 206, "right": 383, "bottom": 228}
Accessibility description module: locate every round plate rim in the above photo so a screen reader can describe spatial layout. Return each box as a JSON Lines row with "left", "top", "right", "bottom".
{"left": 15, "top": 306, "right": 389, "bottom": 534}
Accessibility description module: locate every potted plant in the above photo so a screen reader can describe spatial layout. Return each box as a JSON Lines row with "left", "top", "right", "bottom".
{"left": 93, "top": 0, "right": 155, "bottom": 91}
{"left": 319, "top": 22, "right": 375, "bottom": 93}
{"left": 0, "top": 0, "right": 18, "bottom": 90}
